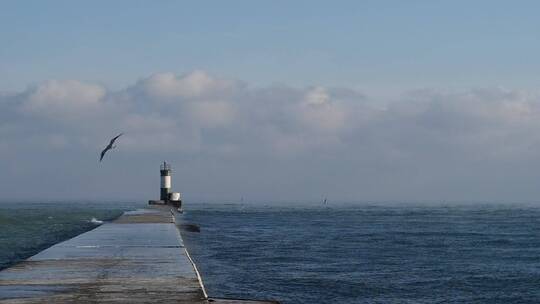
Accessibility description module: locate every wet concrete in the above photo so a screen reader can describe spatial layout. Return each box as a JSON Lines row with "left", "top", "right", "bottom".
{"left": 0, "top": 207, "right": 277, "bottom": 303}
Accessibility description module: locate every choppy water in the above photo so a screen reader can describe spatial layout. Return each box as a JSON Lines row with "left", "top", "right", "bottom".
{"left": 181, "top": 203, "right": 540, "bottom": 303}
{"left": 0, "top": 201, "right": 141, "bottom": 270}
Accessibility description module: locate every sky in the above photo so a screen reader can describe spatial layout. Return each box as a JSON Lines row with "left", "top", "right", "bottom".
{"left": 2, "top": 1, "right": 540, "bottom": 202}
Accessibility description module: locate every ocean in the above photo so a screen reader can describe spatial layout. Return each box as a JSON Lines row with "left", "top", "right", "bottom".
{"left": 2, "top": 202, "right": 540, "bottom": 303}
{"left": 182, "top": 202, "right": 540, "bottom": 303}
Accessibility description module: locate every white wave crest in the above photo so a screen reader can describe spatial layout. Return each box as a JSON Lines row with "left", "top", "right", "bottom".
{"left": 90, "top": 217, "right": 103, "bottom": 225}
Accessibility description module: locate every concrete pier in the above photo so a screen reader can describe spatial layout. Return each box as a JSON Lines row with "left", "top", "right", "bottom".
{"left": 0, "top": 207, "right": 277, "bottom": 303}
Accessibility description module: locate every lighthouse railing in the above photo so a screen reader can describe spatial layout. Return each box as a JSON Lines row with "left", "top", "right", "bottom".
{"left": 160, "top": 162, "right": 171, "bottom": 171}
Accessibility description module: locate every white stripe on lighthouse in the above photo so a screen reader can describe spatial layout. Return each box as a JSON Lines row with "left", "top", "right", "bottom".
{"left": 161, "top": 176, "right": 171, "bottom": 188}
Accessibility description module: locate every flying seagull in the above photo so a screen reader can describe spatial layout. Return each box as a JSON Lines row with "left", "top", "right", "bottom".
{"left": 100, "top": 133, "right": 123, "bottom": 162}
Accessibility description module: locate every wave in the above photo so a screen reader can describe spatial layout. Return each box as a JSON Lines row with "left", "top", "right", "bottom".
{"left": 90, "top": 217, "right": 104, "bottom": 225}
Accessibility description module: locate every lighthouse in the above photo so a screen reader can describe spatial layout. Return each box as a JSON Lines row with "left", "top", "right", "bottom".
{"left": 160, "top": 161, "right": 171, "bottom": 201}
{"left": 149, "top": 161, "right": 182, "bottom": 209}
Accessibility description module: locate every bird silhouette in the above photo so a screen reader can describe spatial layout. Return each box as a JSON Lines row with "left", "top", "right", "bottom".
{"left": 100, "top": 133, "right": 123, "bottom": 162}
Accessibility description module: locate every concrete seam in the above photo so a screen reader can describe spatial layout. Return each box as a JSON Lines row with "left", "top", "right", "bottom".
{"left": 172, "top": 210, "right": 209, "bottom": 300}
{"left": 184, "top": 246, "right": 209, "bottom": 299}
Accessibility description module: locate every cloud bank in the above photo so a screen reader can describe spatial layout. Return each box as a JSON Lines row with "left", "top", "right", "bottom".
{"left": 2, "top": 71, "right": 540, "bottom": 202}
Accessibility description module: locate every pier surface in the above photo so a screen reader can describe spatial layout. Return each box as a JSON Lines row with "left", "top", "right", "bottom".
{"left": 0, "top": 207, "right": 277, "bottom": 303}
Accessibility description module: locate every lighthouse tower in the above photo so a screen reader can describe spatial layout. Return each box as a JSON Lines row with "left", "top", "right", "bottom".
{"left": 160, "top": 161, "right": 171, "bottom": 201}
{"left": 149, "top": 162, "right": 182, "bottom": 209}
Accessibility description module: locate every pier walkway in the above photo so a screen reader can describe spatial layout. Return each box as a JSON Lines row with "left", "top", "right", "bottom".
{"left": 0, "top": 207, "right": 276, "bottom": 303}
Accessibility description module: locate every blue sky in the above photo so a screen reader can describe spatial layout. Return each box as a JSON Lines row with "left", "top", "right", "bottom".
{"left": 3, "top": 1, "right": 540, "bottom": 92}
{"left": 3, "top": 1, "right": 540, "bottom": 202}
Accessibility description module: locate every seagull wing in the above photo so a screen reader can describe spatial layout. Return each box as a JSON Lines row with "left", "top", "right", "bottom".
{"left": 109, "top": 133, "right": 123, "bottom": 145}
{"left": 100, "top": 147, "right": 109, "bottom": 162}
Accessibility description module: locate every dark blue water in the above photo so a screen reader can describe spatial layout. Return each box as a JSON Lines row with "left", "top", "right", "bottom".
{"left": 0, "top": 201, "right": 142, "bottom": 270}
{"left": 181, "top": 203, "right": 540, "bottom": 303}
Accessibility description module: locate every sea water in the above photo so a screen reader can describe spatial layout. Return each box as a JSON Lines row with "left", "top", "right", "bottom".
{"left": 181, "top": 202, "right": 540, "bottom": 303}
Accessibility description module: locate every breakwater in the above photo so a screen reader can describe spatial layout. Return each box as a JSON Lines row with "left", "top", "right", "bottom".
{"left": 0, "top": 206, "right": 277, "bottom": 303}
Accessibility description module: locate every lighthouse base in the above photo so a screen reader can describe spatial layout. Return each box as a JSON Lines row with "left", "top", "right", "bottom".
{"left": 148, "top": 199, "right": 182, "bottom": 209}
{"left": 170, "top": 200, "right": 182, "bottom": 208}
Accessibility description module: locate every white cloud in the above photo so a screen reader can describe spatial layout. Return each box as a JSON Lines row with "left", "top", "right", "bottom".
{"left": 4, "top": 73, "right": 540, "bottom": 160}
{"left": 21, "top": 80, "right": 105, "bottom": 117}
{"left": 3, "top": 72, "right": 540, "bottom": 201}
{"left": 139, "top": 70, "right": 237, "bottom": 99}
{"left": 188, "top": 100, "right": 236, "bottom": 128}
{"left": 298, "top": 87, "right": 347, "bottom": 132}
{"left": 303, "top": 86, "right": 329, "bottom": 105}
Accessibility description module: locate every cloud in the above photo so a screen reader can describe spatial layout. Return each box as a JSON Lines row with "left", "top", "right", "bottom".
{"left": 3, "top": 72, "right": 538, "bottom": 159}
{"left": 138, "top": 70, "right": 238, "bottom": 99}
{"left": 20, "top": 80, "right": 106, "bottom": 118}
{"left": 2, "top": 71, "right": 540, "bottom": 201}
{"left": 188, "top": 100, "right": 236, "bottom": 128}
{"left": 298, "top": 86, "right": 347, "bottom": 132}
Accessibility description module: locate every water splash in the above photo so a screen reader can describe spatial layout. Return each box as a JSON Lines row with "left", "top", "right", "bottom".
{"left": 90, "top": 217, "right": 103, "bottom": 225}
